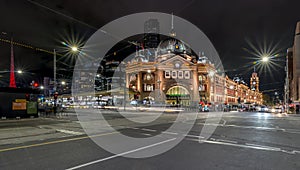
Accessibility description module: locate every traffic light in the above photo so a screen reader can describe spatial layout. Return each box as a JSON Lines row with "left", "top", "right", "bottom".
{"left": 54, "top": 93, "right": 58, "bottom": 100}
{"left": 33, "top": 82, "right": 39, "bottom": 88}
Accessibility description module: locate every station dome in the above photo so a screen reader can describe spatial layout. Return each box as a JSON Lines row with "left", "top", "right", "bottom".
{"left": 131, "top": 53, "right": 148, "bottom": 63}
{"left": 156, "top": 37, "right": 192, "bottom": 56}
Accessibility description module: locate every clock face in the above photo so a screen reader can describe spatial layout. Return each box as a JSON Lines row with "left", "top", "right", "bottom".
{"left": 253, "top": 82, "right": 256, "bottom": 85}
{"left": 146, "top": 74, "right": 151, "bottom": 80}
{"left": 175, "top": 63, "right": 180, "bottom": 68}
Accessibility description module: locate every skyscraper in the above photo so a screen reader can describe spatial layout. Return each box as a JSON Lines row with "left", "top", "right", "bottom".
{"left": 143, "top": 19, "right": 160, "bottom": 54}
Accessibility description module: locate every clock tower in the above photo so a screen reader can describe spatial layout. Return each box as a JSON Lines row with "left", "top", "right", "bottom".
{"left": 250, "top": 72, "right": 259, "bottom": 91}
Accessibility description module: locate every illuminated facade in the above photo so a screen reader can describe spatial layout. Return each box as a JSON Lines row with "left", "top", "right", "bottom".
{"left": 125, "top": 38, "right": 263, "bottom": 107}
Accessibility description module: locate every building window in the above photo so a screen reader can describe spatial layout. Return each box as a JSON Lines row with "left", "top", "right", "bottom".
{"left": 199, "top": 85, "right": 205, "bottom": 91}
{"left": 130, "top": 74, "right": 137, "bottom": 81}
{"left": 172, "top": 71, "right": 177, "bottom": 79}
{"left": 144, "top": 84, "right": 154, "bottom": 92}
{"left": 184, "top": 71, "right": 190, "bottom": 79}
{"left": 178, "top": 71, "right": 183, "bottom": 79}
{"left": 165, "top": 71, "right": 170, "bottom": 78}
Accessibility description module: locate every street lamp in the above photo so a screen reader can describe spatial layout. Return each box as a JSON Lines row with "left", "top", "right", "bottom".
{"left": 53, "top": 44, "right": 79, "bottom": 92}
{"left": 71, "top": 46, "right": 78, "bottom": 52}
{"left": 262, "top": 56, "right": 269, "bottom": 62}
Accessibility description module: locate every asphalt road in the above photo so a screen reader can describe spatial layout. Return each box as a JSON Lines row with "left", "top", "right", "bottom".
{"left": 1, "top": 111, "right": 300, "bottom": 170}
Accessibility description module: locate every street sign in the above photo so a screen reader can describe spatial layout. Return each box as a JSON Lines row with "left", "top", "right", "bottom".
{"left": 26, "top": 102, "right": 37, "bottom": 114}
{"left": 15, "top": 99, "right": 26, "bottom": 102}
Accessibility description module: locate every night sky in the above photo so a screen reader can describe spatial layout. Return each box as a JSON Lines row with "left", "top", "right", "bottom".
{"left": 0, "top": 0, "right": 300, "bottom": 98}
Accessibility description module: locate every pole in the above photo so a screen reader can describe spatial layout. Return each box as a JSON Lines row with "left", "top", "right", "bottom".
{"left": 53, "top": 49, "right": 57, "bottom": 92}
{"left": 285, "top": 56, "right": 289, "bottom": 113}
{"left": 123, "top": 83, "right": 126, "bottom": 111}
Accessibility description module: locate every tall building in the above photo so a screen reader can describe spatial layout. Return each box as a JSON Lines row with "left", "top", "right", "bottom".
{"left": 287, "top": 21, "right": 300, "bottom": 104}
{"left": 144, "top": 19, "right": 160, "bottom": 49}
{"left": 285, "top": 48, "right": 293, "bottom": 104}
{"left": 143, "top": 19, "right": 160, "bottom": 61}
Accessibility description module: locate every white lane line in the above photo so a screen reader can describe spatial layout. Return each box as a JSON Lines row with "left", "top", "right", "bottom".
{"left": 187, "top": 138, "right": 298, "bottom": 154}
{"left": 184, "top": 134, "right": 204, "bottom": 139}
{"left": 141, "top": 133, "right": 152, "bottom": 136}
{"left": 221, "top": 119, "right": 227, "bottom": 126}
{"left": 197, "top": 123, "right": 287, "bottom": 132}
{"left": 199, "top": 139, "right": 282, "bottom": 152}
{"left": 141, "top": 128, "right": 157, "bottom": 132}
{"left": 161, "top": 131, "right": 178, "bottom": 135}
{"left": 216, "top": 139, "right": 238, "bottom": 144}
{"left": 131, "top": 127, "right": 139, "bottom": 130}
{"left": 245, "top": 143, "right": 281, "bottom": 150}
{"left": 66, "top": 138, "right": 177, "bottom": 170}
{"left": 56, "top": 129, "right": 84, "bottom": 135}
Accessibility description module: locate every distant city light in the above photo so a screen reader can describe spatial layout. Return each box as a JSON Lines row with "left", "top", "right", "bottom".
{"left": 17, "top": 70, "right": 23, "bottom": 74}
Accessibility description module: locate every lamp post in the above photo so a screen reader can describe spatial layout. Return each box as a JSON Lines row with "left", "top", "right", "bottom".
{"left": 285, "top": 56, "right": 289, "bottom": 113}
{"left": 157, "top": 79, "right": 161, "bottom": 104}
{"left": 53, "top": 49, "right": 57, "bottom": 92}
{"left": 53, "top": 44, "right": 78, "bottom": 93}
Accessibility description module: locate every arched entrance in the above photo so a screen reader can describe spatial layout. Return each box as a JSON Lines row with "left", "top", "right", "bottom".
{"left": 166, "top": 86, "right": 190, "bottom": 106}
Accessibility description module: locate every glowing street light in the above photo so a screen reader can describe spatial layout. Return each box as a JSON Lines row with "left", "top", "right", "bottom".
{"left": 17, "top": 70, "right": 23, "bottom": 74}
{"left": 71, "top": 46, "right": 78, "bottom": 52}
{"left": 261, "top": 56, "right": 269, "bottom": 62}
{"left": 54, "top": 43, "right": 79, "bottom": 92}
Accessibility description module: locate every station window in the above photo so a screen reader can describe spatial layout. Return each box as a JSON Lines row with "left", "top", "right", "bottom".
{"left": 165, "top": 71, "right": 170, "bottom": 78}
{"left": 184, "top": 71, "right": 190, "bottom": 79}
{"left": 178, "top": 71, "right": 183, "bottom": 79}
{"left": 172, "top": 71, "right": 177, "bottom": 79}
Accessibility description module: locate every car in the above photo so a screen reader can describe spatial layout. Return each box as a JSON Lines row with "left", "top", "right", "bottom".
{"left": 271, "top": 106, "right": 283, "bottom": 113}
{"left": 260, "top": 106, "right": 269, "bottom": 112}
{"left": 130, "top": 100, "right": 138, "bottom": 106}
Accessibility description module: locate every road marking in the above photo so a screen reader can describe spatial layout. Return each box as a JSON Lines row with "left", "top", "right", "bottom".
{"left": 221, "top": 119, "right": 227, "bottom": 126}
{"left": 141, "top": 128, "right": 157, "bottom": 132}
{"left": 216, "top": 139, "right": 238, "bottom": 144}
{"left": 184, "top": 134, "right": 204, "bottom": 139}
{"left": 66, "top": 138, "right": 177, "bottom": 170}
{"left": 0, "top": 131, "right": 119, "bottom": 153}
{"left": 161, "top": 131, "right": 178, "bottom": 135}
{"left": 245, "top": 143, "right": 281, "bottom": 150}
{"left": 187, "top": 138, "right": 300, "bottom": 155}
{"left": 197, "top": 122, "right": 287, "bottom": 132}
{"left": 56, "top": 129, "right": 84, "bottom": 135}
{"left": 200, "top": 139, "right": 281, "bottom": 152}
{"left": 141, "top": 133, "right": 152, "bottom": 136}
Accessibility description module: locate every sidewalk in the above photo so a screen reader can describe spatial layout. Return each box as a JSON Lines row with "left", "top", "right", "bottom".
{"left": 0, "top": 116, "right": 83, "bottom": 146}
